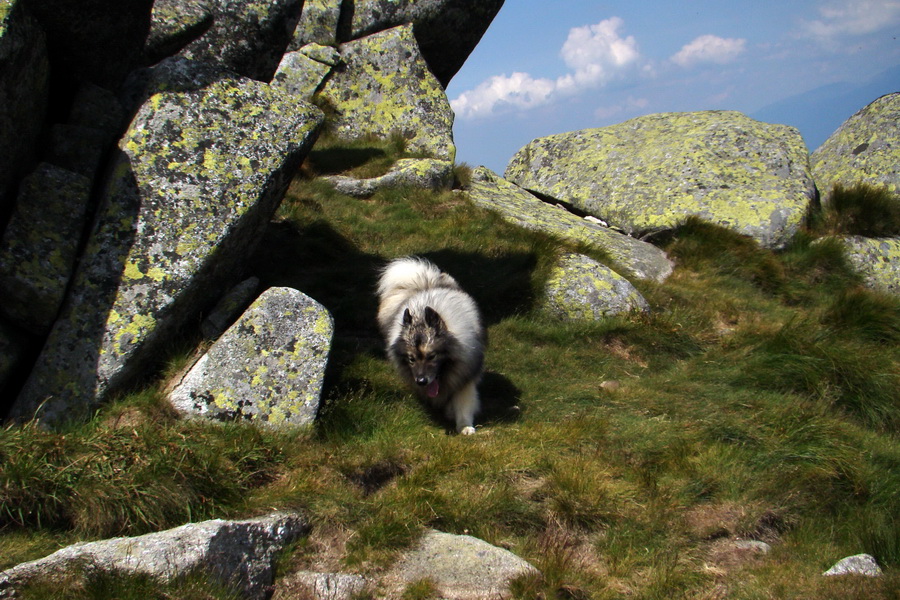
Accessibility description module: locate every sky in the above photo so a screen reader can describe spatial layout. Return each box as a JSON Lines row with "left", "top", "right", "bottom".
{"left": 445, "top": 0, "right": 900, "bottom": 174}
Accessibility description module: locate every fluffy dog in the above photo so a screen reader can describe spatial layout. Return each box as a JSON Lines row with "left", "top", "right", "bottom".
{"left": 377, "top": 257, "right": 485, "bottom": 435}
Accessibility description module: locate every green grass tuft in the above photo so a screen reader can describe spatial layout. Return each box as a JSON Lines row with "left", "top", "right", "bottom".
{"left": 816, "top": 183, "right": 900, "bottom": 237}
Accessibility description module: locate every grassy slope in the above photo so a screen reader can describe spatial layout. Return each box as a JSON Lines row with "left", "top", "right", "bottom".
{"left": 2, "top": 139, "right": 899, "bottom": 599}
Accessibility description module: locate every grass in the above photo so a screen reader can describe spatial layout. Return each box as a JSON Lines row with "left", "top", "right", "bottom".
{"left": 2, "top": 138, "right": 900, "bottom": 599}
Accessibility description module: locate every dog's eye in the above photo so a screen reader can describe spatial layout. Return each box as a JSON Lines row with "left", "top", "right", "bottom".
{"left": 406, "top": 355, "right": 416, "bottom": 364}
{"left": 425, "top": 352, "right": 436, "bottom": 361}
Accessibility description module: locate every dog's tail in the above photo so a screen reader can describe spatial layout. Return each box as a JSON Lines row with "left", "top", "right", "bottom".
{"left": 376, "top": 257, "right": 458, "bottom": 334}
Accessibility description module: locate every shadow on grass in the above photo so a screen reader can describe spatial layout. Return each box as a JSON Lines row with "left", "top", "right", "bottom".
{"left": 248, "top": 219, "right": 535, "bottom": 429}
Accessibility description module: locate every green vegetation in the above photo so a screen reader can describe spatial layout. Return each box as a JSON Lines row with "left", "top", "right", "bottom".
{"left": 2, "top": 139, "right": 899, "bottom": 599}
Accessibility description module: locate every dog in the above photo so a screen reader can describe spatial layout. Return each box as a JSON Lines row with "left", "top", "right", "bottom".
{"left": 376, "top": 257, "right": 485, "bottom": 435}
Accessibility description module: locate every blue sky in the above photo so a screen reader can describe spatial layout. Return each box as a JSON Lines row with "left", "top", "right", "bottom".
{"left": 445, "top": 0, "right": 900, "bottom": 173}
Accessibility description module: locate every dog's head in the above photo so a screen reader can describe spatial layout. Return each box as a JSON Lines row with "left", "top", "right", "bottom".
{"left": 395, "top": 306, "right": 450, "bottom": 398}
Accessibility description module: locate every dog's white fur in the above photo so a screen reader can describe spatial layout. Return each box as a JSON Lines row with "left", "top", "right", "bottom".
{"left": 377, "top": 257, "right": 484, "bottom": 434}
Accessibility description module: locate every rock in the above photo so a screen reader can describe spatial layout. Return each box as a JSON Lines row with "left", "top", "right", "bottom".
{"left": 348, "top": 0, "right": 505, "bottom": 87}
{"left": 811, "top": 93, "right": 900, "bottom": 199}
{"left": 0, "top": 320, "right": 25, "bottom": 399}
{"left": 315, "top": 24, "right": 456, "bottom": 162}
{"left": 823, "top": 553, "right": 882, "bottom": 577}
{"left": 200, "top": 276, "right": 260, "bottom": 339}
{"left": 46, "top": 124, "right": 110, "bottom": 178}
{"left": 505, "top": 111, "right": 816, "bottom": 249}
{"left": 25, "top": 0, "right": 154, "bottom": 88}
{"left": 68, "top": 82, "right": 126, "bottom": 141}
{"left": 144, "top": 0, "right": 213, "bottom": 64}
{"left": 323, "top": 158, "right": 454, "bottom": 197}
{"left": 169, "top": 287, "right": 333, "bottom": 426}
{"left": 836, "top": 235, "right": 900, "bottom": 295}
{"left": 467, "top": 167, "right": 673, "bottom": 282}
{"left": 385, "top": 530, "right": 539, "bottom": 599}
{"left": 733, "top": 540, "right": 771, "bottom": 554}
{"left": 176, "top": 0, "right": 305, "bottom": 81}
{"left": 275, "top": 571, "right": 369, "bottom": 600}
{"left": 10, "top": 66, "right": 324, "bottom": 426}
{"left": 271, "top": 46, "right": 338, "bottom": 102}
{"left": 0, "top": 513, "right": 309, "bottom": 600}
{"left": 544, "top": 253, "right": 649, "bottom": 321}
{"left": 288, "top": 0, "right": 341, "bottom": 48}
{"left": 0, "top": 164, "right": 92, "bottom": 334}
{"left": 0, "top": 0, "right": 49, "bottom": 207}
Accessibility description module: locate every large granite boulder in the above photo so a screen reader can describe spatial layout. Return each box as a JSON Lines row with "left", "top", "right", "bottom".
{"left": 0, "top": 164, "right": 92, "bottom": 334}
{"left": 271, "top": 44, "right": 341, "bottom": 102}
{"left": 506, "top": 111, "right": 816, "bottom": 249}
{"left": 0, "top": 513, "right": 309, "bottom": 600}
{"left": 174, "top": 0, "right": 305, "bottom": 81}
{"left": 837, "top": 236, "right": 900, "bottom": 296}
{"left": 467, "top": 167, "right": 673, "bottom": 282}
{"left": 143, "top": 0, "right": 213, "bottom": 64}
{"left": 811, "top": 93, "right": 900, "bottom": 199}
{"left": 347, "top": 0, "right": 505, "bottom": 87}
{"left": 11, "top": 63, "right": 324, "bottom": 426}
{"left": 0, "top": 0, "right": 48, "bottom": 208}
{"left": 315, "top": 24, "right": 456, "bottom": 162}
{"left": 169, "top": 287, "right": 333, "bottom": 426}
{"left": 543, "top": 253, "right": 650, "bottom": 321}
{"left": 289, "top": 0, "right": 340, "bottom": 48}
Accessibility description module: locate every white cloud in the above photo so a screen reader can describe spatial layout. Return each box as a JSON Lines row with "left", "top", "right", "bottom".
{"left": 799, "top": 0, "right": 900, "bottom": 41}
{"left": 671, "top": 34, "right": 747, "bottom": 67}
{"left": 594, "top": 97, "right": 649, "bottom": 120}
{"left": 451, "top": 18, "right": 641, "bottom": 119}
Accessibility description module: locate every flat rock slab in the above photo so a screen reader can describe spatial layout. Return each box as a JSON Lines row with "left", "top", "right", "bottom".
{"left": 467, "top": 167, "right": 673, "bottom": 282}
{"left": 385, "top": 530, "right": 539, "bottom": 599}
{"left": 170, "top": 287, "right": 334, "bottom": 426}
{"left": 505, "top": 111, "right": 816, "bottom": 249}
{"left": 812, "top": 92, "right": 900, "bottom": 199}
{"left": 323, "top": 158, "right": 454, "bottom": 198}
{"left": 0, "top": 513, "right": 309, "bottom": 600}
{"left": 11, "top": 65, "right": 323, "bottom": 426}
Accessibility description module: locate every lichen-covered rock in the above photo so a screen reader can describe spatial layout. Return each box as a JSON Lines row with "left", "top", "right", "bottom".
{"left": 0, "top": 164, "right": 92, "bottom": 334}
{"left": 288, "top": 0, "right": 340, "bottom": 48}
{"left": 544, "top": 253, "right": 649, "bottom": 321}
{"left": 177, "top": 0, "right": 305, "bottom": 81}
{"left": 385, "top": 530, "right": 539, "bottom": 600}
{"left": 323, "top": 158, "right": 454, "bottom": 197}
{"left": 144, "top": 0, "right": 213, "bottom": 64}
{"left": 823, "top": 553, "right": 883, "bottom": 577}
{"left": 349, "top": 0, "right": 505, "bottom": 87}
{"left": 169, "top": 287, "right": 333, "bottom": 426}
{"left": 271, "top": 46, "right": 338, "bottom": 102}
{"left": 276, "top": 571, "right": 369, "bottom": 600}
{"left": 811, "top": 93, "right": 900, "bottom": 199}
{"left": 46, "top": 124, "right": 110, "bottom": 178}
{"left": 467, "top": 167, "right": 673, "bottom": 282}
{"left": 0, "top": 0, "right": 48, "bottom": 207}
{"left": 506, "top": 111, "right": 816, "bottom": 249}
{"left": 0, "top": 513, "right": 309, "bottom": 600}
{"left": 836, "top": 236, "right": 900, "bottom": 295}
{"left": 11, "top": 70, "right": 324, "bottom": 426}
{"left": 315, "top": 24, "right": 456, "bottom": 162}
{"left": 0, "top": 320, "right": 24, "bottom": 399}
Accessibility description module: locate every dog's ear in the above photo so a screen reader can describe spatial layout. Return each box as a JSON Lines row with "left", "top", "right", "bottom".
{"left": 423, "top": 306, "right": 445, "bottom": 331}
{"left": 402, "top": 308, "right": 413, "bottom": 326}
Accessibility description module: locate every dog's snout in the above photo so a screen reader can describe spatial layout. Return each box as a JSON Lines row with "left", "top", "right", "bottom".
{"left": 415, "top": 377, "right": 429, "bottom": 386}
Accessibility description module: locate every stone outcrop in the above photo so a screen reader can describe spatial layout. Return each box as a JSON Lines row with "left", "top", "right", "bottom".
{"left": 0, "top": 513, "right": 309, "bottom": 600}
{"left": 169, "top": 287, "right": 333, "bottom": 425}
{"left": 10, "top": 63, "right": 324, "bottom": 425}
{"left": 467, "top": 167, "right": 674, "bottom": 282}
{"left": 505, "top": 111, "right": 816, "bottom": 249}
{"left": 0, "top": 164, "right": 92, "bottom": 334}
{"left": 543, "top": 253, "right": 650, "bottom": 321}
{"left": 347, "top": 0, "right": 505, "bottom": 87}
{"left": 811, "top": 92, "right": 900, "bottom": 199}
{"left": 383, "top": 530, "right": 539, "bottom": 599}
{"left": 822, "top": 553, "right": 882, "bottom": 577}
{"left": 316, "top": 24, "right": 456, "bottom": 162}
{"left": 0, "top": 0, "right": 48, "bottom": 208}
{"left": 324, "top": 158, "right": 454, "bottom": 197}
{"left": 272, "top": 44, "right": 342, "bottom": 102}
{"left": 836, "top": 236, "right": 900, "bottom": 296}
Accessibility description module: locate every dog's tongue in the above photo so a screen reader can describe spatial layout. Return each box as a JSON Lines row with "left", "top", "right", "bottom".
{"left": 426, "top": 379, "right": 440, "bottom": 398}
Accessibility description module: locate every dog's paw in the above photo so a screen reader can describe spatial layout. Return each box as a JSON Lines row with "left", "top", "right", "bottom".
{"left": 459, "top": 426, "right": 476, "bottom": 436}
